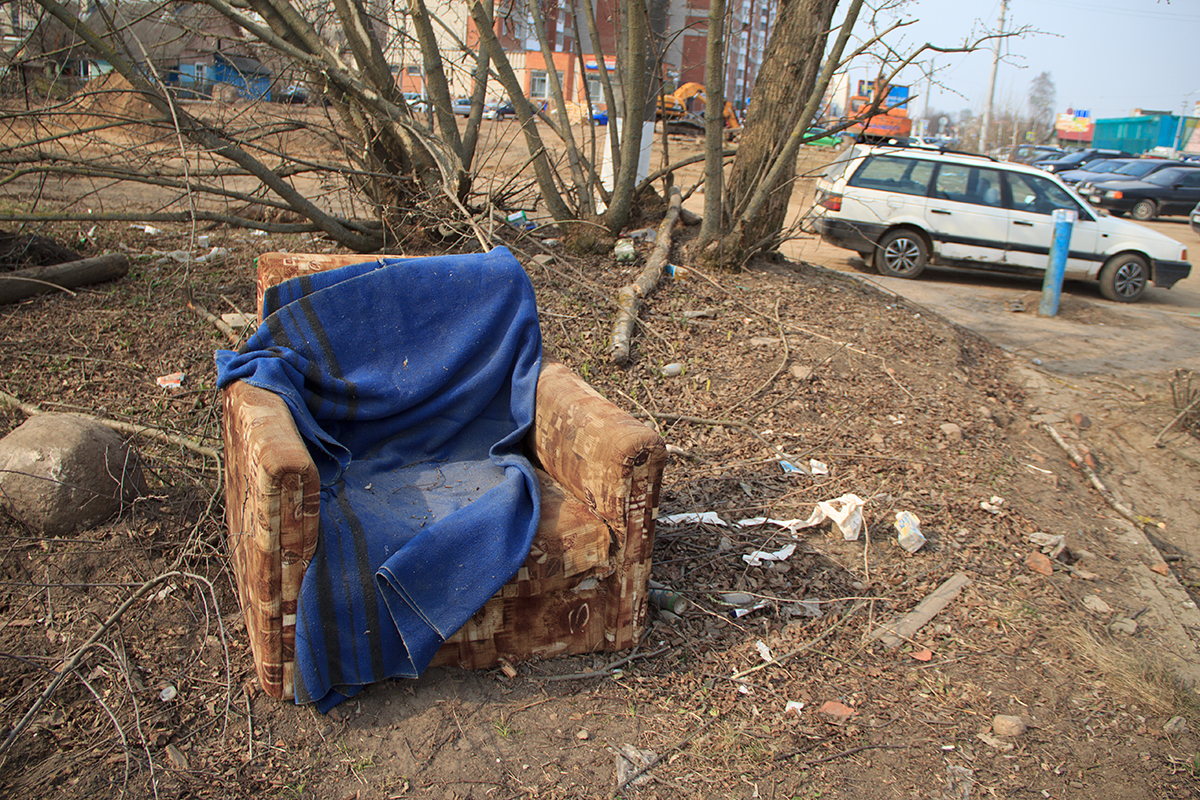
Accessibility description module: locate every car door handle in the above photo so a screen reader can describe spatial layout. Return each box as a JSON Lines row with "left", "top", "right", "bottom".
{"left": 930, "top": 209, "right": 951, "bottom": 215}
{"left": 1012, "top": 220, "right": 1034, "bottom": 227}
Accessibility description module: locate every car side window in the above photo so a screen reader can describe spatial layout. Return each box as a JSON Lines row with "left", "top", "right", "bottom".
{"left": 1006, "top": 173, "right": 1083, "bottom": 216}
{"left": 847, "top": 156, "right": 935, "bottom": 197}
{"left": 932, "top": 165, "right": 1004, "bottom": 207}
{"left": 1179, "top": 171, "right": 1200, "bottom": 188}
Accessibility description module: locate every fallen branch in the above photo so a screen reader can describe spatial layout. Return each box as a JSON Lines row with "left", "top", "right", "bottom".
{"left": 869, "top": 572, "right": 971, "bottom": 648}
{"left": 0, "top": 253, "right": 128, "bottom": 304}
{"left": 1041, "top": 423, "right": 1161, "bottom": 529}
{"left": 0, "top": 571, "right": 183, "bottom": 759}
{"left": 0, "top": 389, "right": 219, "bottom": 461}
{"left": 610, "top": 186, "right": 682, "bottom": 365}
{"left": 1154, "top": 395, "right": 1200, "bottom": 447}
{"left": 185, "top": 291, "right": 241, "bottom": 346}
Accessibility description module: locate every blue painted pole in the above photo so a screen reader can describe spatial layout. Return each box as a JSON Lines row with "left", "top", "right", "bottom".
{"left": 1039, "top": 208, "right": 1077, "bottom": 317}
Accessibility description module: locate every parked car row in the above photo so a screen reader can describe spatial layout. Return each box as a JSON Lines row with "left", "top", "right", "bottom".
{"left": 808, "top": 142, "right": 1191, "bottom": 302}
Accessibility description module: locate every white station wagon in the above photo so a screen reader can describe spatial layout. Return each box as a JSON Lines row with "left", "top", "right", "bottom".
{"left": 809, "top": 144, "right": 1191, "bottom": 302}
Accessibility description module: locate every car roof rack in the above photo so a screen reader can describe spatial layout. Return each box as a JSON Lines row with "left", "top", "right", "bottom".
{"left": 853, "top": 138, "right": 998, "bottom": 162}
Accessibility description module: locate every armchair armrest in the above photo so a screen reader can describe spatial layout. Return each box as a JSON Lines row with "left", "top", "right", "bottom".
{"left": 530, "top": 362, "right": 666, "bottom": 532}
{"left": 223, "top": 381, "right": 320, "bottom": 700}
{"left": 529, "top": 363, "right": 667, "bottom": 649}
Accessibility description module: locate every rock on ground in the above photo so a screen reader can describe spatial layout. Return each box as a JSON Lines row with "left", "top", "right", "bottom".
{"left": 0, "top": 414, "right": 147, "bottom": 535}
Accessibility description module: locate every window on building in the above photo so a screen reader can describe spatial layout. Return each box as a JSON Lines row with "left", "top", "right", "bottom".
{"left": 530, "top": 70, "right": 565, "bottom": 99}
{"left": 587, "top": 75, "right": 602, "bottom": 104}
{"left": 407, "top": 65, "right": 421, "bottom": 76}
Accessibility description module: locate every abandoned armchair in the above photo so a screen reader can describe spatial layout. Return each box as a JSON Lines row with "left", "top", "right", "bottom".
{"left": 216, "top": 250, "right": 666, "bottom": 709}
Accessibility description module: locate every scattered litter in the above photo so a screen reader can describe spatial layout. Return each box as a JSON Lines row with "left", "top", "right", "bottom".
{"left": 809, "top": 459, "right": 829, "bottom": 475}
{"left": 158, "top": 249, "right": 193, "bottom": 264}
{"left": 755, "top": 640, "right": 772, "bottom": 662}
{"left": 720, "top": 592, "right": 754, "bottom": 605}
{"left": 742, "top": 543, "right": 796, "bottom": 567}
{"left": 614, "top": 238, "right": 636, "bottom": 262}
{"left": 724, "top": 595, "right": 770, "bottom": 619}
{"left": 737, "top": 494, "right": 865, "bottom": 541}
{"left": 613, "top": 744, "right": 657, "bottom": 788}
{"left": 541, "top": 238, "right": 561, "bottom": 246}
{"left": 130, "top": 224, "right": 161, "bottom": 235}
{"left": 683, "top": 307, "right": 717, "bottom": 319}
{"left": 647, "top": 584, "right": 689, "bottom": 614}
{"left": 659, "top": 511, "right": 726, "bottom": 526}
{"left": 197, "top": 234, "right": 210, "bottom": 248}
{"left": 778, "top": 459, "right": 807, "bottom": 474}
{"left": 910, "top": 648, "right": 933, "bottom": 662}
{"left": 159, "top": 685, "right": 177, "bottom": 702}
{"left": 506, "top": 210, "right": 535, "bottom": 230}
{"left": 894, "top": 510, "right": 926, "bottom": 553}
{"left": 784, "top": 700, "right": 804, "bottom": 718}
{"left": 196, "top": 246, "right": 230, "bottom": 263}
{"left": 659, "top": 362, "right": 684, "bottom": 377}
{"left": 980, "top": 495, "right": 1006, "bottom": 514}
{"left": 627, "top": 228, "right": 657, "bottom": 243}
{"left": 250, "top": 229, "right": 268, "bottom": 237}
{"left": 156, "top": 372, "right": 185, "bottom": 389}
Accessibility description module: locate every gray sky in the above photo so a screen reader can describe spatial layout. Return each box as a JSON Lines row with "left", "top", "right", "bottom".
{"left": 848, "top": 0, "right": 1200, "bottom": 122}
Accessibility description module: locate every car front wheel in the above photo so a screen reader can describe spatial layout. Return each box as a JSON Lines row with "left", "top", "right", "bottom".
{"left": 1131, "top": 199, "right": 1157, "bottom": 221}
{"left": 1098, "top": 253, "right": 1149, "bottom": 302}
{"left": 875, "top": 229, "right": 927, "bottom": 278}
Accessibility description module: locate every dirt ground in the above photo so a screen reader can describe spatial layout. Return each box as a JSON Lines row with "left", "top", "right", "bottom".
{"left": 2, "top": 104, "right": 1200, "bottom": 799}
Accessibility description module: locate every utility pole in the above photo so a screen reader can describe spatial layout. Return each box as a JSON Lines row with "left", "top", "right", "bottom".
{"left": 978, "top": 0, "right": 1007, "bottom": 153}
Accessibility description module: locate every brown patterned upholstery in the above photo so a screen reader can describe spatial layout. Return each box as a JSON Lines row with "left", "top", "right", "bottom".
{"left": 223, "top": 253, "right": 666, "bottom": 699}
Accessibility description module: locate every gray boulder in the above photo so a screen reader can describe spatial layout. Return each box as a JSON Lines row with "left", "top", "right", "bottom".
{"left": 0, "top": 414, "right": 148, "bottom": 535}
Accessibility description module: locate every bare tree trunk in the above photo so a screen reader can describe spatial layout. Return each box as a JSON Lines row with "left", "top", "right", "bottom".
{"left": 720, "top": 0, "right": 839, "bottom": 262}
{"left": 606, "top": 0, "right": 648, "bottom": 235}
{"left": 698, "top": 0, "right": 726, "bottom": 244}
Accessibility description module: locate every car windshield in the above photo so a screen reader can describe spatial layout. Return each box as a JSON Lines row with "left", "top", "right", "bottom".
{"left": 1058, "top": 152, "right": 1089, "bottom": 166}
{"left": 1112, "top": 161, "right": 1163, "bottom": 178}
{"left": 1079, "top": 159, "right": 1124, "bottom": 174}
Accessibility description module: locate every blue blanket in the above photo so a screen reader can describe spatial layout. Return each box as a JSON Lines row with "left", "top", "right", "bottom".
{"left": 215, "top": 248, "right": 542, "bottom": 710}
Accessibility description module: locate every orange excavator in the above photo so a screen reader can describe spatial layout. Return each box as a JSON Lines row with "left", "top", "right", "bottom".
{"left": 658, "top": 82, "right": 741, "bottom": 132}
{"left": 843, "top": 79, "right": 912, "bottom": 142}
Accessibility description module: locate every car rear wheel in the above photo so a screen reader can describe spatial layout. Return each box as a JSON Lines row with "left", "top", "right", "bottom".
{"left": 875, "top": 230, "right": 927, "bottom": 278}
{"left": 1131, "top": 199, "right": 1157, "bottom": 221}
{"left": 1098, "top": 253, "right": 1149, "bottom": 302}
